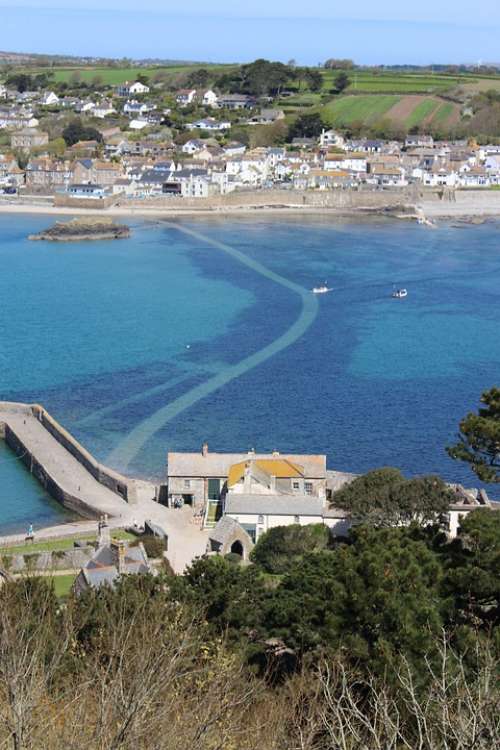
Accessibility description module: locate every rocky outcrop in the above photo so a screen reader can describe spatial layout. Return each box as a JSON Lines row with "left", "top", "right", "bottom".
{"left": 29, "top": 217, "right": 130, "bottom": 242}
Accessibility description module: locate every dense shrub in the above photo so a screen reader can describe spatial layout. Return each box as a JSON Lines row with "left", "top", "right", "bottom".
{"left": 250, "top": 524, "right": 331, "bottom": 574}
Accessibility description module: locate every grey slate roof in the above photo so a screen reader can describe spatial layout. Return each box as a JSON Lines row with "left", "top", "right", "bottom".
{"left": 225, "top": 493, "right": 325, "bottom": 517}
{"left": 209, "top": 516, "right": 243, "bottom": 544}
{"left": 75, "top": 542, "right": 152, "bottom": 592}
{"left": 168, "top": 451, "right": 326, "bottom": 479}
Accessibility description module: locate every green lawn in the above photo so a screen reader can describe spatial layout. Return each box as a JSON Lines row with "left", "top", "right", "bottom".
{"left": 321, "top": 95, "right": 401, "bottom": 126}
{"left": 0, "top": 529, "right": 135, "bottom": 557}
{"left": 405, "top": 98, "right": 441, "bottom": 128}
{"left": 52, "top": 574, "right": 77, "bottom": 598}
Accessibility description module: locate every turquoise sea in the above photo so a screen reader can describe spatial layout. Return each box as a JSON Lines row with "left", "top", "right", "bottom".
{"left": 0, "top": 212, "right": 499, "bottom": 532}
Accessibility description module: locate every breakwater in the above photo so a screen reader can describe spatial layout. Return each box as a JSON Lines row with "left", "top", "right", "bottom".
{"left": 0, "top": 402, "right": 157, "bottom": 521}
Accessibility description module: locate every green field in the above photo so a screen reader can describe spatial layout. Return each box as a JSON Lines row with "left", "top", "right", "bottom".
{"left": 404, "top": 98, "right": 441, "bottom": 128}
{"left": 431, "top": 102, "right": 456, "bottom": 126}
{"left": 320, "top": 70, "right": 476, "bottom": 95}
{"left": 321, "top": 95, "right": 400, "bottom": 126}
{"left": 43, "top": 63, "right": 233, "bottom": 85}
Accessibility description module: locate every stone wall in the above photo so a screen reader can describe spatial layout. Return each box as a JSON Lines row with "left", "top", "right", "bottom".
{"left": 4, "top": 423, "right": 101, "bottom": 519}
{"left": 117, "top": 186, "right": 420, "bottom": 213}
{"left": 30, "top": 404, "right": 143, "bottom": 504}
{"left": 53, "top": 194, "right": 116, "bottom": 210}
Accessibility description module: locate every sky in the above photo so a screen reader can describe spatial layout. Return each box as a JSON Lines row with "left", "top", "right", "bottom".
{"left": 0, "top": 1, "right": 498, "bottom": 66}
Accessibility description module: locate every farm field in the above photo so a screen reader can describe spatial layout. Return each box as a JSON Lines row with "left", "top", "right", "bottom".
{"left": 320, "top": 70, "right": 477, "bottom": 94}
{"left": 34, "top": 63, "right": 233, "bottom": 85}
{"left": 319, "top": 93, "right": 461, "bottom": 131}
{"left": 321, "top": 95, "right": 401, "bottom": 126}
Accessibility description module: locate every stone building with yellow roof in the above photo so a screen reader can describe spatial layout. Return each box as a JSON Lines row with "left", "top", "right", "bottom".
{"left": 167, "top": 443, "right": 327, "bottom": 524}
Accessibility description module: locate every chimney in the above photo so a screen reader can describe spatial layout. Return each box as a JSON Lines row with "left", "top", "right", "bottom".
{"left": 272, "top": 450, "right": 280, "bottom": 457}
{"left": 113, "top": 541, "right": 126, "bottom": 575}
{"left": 243, "top": 462, "right": 252, "bottom": 493}
{"left": 270, "top": 475, "right": 277, "bottom": 493}
{"left": 202, "top": 442, "right": 209, "bottom": 457}
{"left": 97, "top": 514, "right": 110, "bottom": 547}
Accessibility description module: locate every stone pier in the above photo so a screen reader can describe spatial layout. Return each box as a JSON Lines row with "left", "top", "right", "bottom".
{"left": 0, "top": 401, "right": 211, "bottom": 572}
{"left": 0, "top": 401, "right": 156, "bottom": 520}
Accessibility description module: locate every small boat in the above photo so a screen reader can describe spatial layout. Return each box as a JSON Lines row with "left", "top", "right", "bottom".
{"left": 312, "top": 282, "right": 332, "bottom": 294}
{"left": 392, "top": 288, "right": 408, "bottom": 299}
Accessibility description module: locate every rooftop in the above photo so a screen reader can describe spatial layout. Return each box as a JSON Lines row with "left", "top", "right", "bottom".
{"left": 168, "top": 448, "right": 326, "bottom": 479}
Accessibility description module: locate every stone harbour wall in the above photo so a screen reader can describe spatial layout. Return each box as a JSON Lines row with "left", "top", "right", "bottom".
{"left": 31, "top": 404, "right": 142, "bottom": 503}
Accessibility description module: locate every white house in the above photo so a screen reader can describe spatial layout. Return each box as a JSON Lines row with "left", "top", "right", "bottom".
{"left": 79, "top": 100, "right": 96, "bottom": 113}
{"left": 319, "top": 129, "right": 345, "bottom": 149}
{"left": 201, "top": 89, "right": 219, "bottom": 107}
{"left": 182, "top": 139, "right": 207, "bottom": 154}
{"left": 124, "top": 100, "right": 155, "bottom": 116}
{"left": 224, "top": 494, "right": 351, "bottom": 547}
{"left": 176, "top": 89, "right": 197, "bottom": 106}
{"left": 92, "top": 102, "right": 116, "bottom": 119}
{"left": 324, "top": 152, "right": 367, "bottom": 173}
{"left": 420, "top": 167, "right": 458, "bottom": 187}
{"left": 116, "top": 80, "right": 150, "bottom": 97}
{"left": 128, "top": 119, "right": 149, "bottom": 131}
{"left": 458, "top": 167, "right": 490, "bottom": 187}
{"left": 40, "top": 91, "right": 59, "bottom": 106}
{"left": 224, "top": 142, "right": 247, "bottom": 157}
{"left": 366, "top": 165, "right": 407, "bottom": 187}
{"left": 186, "top": 117, "right": 231, "bottom": 131}
{"left": 180, "top": 174, "right": 213, "bottom": 198}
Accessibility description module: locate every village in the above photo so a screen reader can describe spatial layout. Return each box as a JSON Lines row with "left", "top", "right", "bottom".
{"left": 1, "top": 72, "right": 500, "bottom": 206}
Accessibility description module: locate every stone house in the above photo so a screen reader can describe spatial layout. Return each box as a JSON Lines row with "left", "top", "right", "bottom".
{"left": 0, "top": 153, "right": 19, "bottom": 179}
{"left": 25, "top": 157, "right": 73, "bottom": 190}
{"left": 72, "top": 158, "right": 122, "bottom": 186}
{"left": 74, "top": 520, "right": 153, "bottom": 594}
{"left": 10, "top": 128, "right": 49, "bottom": 150}
{"left": 69, "top": 140, "right": 101, "bottom": 158}
{"left": 166, "top": 444, "right": 327, "bottom": 513}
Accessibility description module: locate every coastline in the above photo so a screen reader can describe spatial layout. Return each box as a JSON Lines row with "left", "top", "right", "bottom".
{"left": 0, "top": 189, "right": 500, "bottom": 221}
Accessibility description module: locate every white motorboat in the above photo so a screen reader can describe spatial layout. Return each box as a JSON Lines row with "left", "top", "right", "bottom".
{"left": 392, "top": 288, "right": 408, "bottom": 299}
{"left": 312, "top": 282, "right": 332, "bottom": 294}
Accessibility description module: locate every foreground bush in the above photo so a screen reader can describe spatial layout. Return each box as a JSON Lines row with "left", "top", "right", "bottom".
{"left": 0, "top": 576, "right": 498, "bottom": 749}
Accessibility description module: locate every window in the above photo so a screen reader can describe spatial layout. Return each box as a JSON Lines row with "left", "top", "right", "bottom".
{"left": 305, "top": 482, "right": 313, "bottom": 495}
{"left": 184, "top": 479, "right": 191, "bottom": 489}
{"left": 294, "top": 515, "right": 300, "bottom": 523}
{"left": 292, "top": 481, "right": 300, "bottom": 491}
{"left": 258, "top": 515, "right": 264, "bottom": 524}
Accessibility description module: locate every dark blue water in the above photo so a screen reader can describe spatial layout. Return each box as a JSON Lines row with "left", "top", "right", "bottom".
{"left": 1, "top": 213, "right": 499, "bottom": 531}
